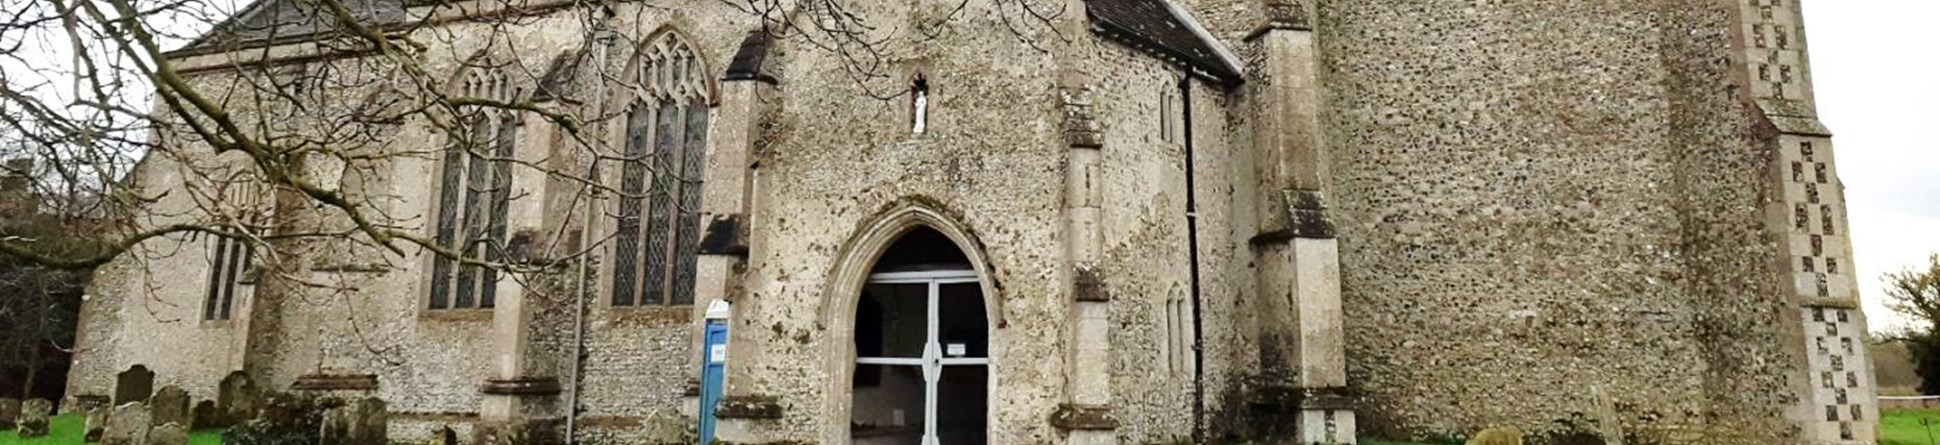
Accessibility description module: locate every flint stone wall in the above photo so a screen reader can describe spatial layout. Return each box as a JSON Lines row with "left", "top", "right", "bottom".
{"left": 1301, "top": 1, "right": 1806, "bottom": 442}
{"left": 59, "top": 1, "right": 1858, "bottom": 444}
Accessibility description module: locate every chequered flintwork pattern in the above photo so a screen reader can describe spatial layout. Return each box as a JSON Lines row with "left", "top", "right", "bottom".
{"left": 1805, "top": 307, "right": 1875, "bottom": 443}
{"left": 1733, "top": 1, "right": 1878, "bottom": 443}
{"left": 1742, "top": 0, "right": 1812, "bottom": 104}
{"left": 1781, "top": 136, "right": 1855, "bottom": 302}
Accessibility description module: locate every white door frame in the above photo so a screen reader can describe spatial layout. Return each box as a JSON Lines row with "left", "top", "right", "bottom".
{"left": 855, "top": 269, "right": 988, "bottom": 445}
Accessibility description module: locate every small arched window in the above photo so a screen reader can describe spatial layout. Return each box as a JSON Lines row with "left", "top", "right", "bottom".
{"left": 429, "top": 63, "right": 519, "bottom": 310}
{"left": 611, "top": 32, "right": 711, "bottom": 307}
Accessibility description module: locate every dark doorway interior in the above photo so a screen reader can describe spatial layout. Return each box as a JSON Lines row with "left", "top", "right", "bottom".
{"left": 852, "top": 227, "right": 987, "bottom": 445}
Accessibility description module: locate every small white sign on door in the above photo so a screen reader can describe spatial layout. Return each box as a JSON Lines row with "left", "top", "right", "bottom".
{"left": 709, "top": 344, "right": 728, "bottom": 363}
{"left": 946, "top": 343, "right": 967, "bottom": 357}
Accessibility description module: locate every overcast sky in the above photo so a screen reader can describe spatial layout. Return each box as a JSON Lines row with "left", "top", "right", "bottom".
{"left": 1800, "top": 1, "right": 1940, "bottom": 333}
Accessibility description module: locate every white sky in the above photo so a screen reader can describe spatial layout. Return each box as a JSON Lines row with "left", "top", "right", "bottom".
{"left": 1802, "top": 1, "right": 1940, "bottom": 334}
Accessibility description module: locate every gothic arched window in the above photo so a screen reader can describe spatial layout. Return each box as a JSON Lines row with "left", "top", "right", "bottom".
{"left": 611, "top": 33, "right": 710, "bottom": 307}
{"left": 429, "top": 63, "right": 518, "bottom": 310}
{"left": 203, "top": 181, "right": 263, "bottom": 321}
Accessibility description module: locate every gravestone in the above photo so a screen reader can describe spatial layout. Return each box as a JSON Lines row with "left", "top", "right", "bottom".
{"left": 1550, "top": 433, "right": 1606, "bottom": 445}
{"left": 102, "top": 402, "right": 151, "bottom": 445}
{"left": 149, "top": 386, "right": 189, "bottom": 427}
{"left": 257, "top": 392, "right": 303, "bottom": 426}
{"left": 85, "top": 407, "right": 107, "bottom": 442}
{"left": 217, "top": 371, "right": 260, "bottom": 426}
{"left": 1591, "top": 386, "right": 1627, "bottom": 445}
{"left": 148, "top": 422, "right": 188, "bottom": 445}
{"left": 0, "top": 398, "right": 17, "bottom": 429}
{"left": 190, "top": 400, "right": 218, "bottom": 429}
{"left": 114, "top": 365, "right": 155, "bottom": 405}
{"left": 320, "top": 397, "right": 388, "bottom": 445}
{"left": 16, "top": 398, "right": 51, "bottom": 437}
{"left": 68, "top": 394, "right": 109, "bottom": 414}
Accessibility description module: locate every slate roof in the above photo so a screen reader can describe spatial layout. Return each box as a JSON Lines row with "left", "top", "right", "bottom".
{"left": 176, "top": 0, "right": 408, "bottom": 54}
{"left": 178, "top": 0, "right": 1245, "bottom": 86}
{"left": 1085, "top": 0, "right": 1243, "bottom": 85}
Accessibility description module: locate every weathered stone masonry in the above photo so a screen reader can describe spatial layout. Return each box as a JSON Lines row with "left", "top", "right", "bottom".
{"left": 1730, "top": 0, "right": 1878, "bottom": 443}
{"left": 65, "top": 1, "right": 1877, "bottom": 445}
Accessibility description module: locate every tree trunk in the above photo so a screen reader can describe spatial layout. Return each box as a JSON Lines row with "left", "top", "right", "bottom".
{"left": 22, "top": 339, "right": 38, "bottom": 400}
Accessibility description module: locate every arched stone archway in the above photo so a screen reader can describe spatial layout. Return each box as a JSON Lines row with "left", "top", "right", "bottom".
{"left": 820, "top": 204, "right": 999, "bottom": 445}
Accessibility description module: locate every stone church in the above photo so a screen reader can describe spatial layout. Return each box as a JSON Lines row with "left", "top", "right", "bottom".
{"left": 62, "top": 0, "right": 1878, "bottom": 444}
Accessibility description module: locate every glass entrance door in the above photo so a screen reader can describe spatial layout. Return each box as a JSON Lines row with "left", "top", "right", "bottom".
{"left": 853, "top": 270, "right": 988, "bottom": 445}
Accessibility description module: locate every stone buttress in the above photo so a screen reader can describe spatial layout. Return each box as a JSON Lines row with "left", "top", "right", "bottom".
{"left": 1053, "top": 0, "right": 1119, "bottom": 440}
{"left": 1727, "top": 0, "right": 1879, "bottom": 443}
{"left": 704, "top": 30, "right": 784, "bottom": 445}
{"left": 1242, "top": 0, "right": 1355, "bottom": 443}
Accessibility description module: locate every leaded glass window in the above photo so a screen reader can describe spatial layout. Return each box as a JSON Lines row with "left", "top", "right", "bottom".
{"left": 203, "top": 235, "right": 252, "bottom": 321}
{"left": 612, "top": 33, "right": 710, "bottom": 307}
{"left": 203, "top": 182, "right": 263, "bottom": 321}
{"left": 430, "top": 64, "right": 518, "bottom": 311}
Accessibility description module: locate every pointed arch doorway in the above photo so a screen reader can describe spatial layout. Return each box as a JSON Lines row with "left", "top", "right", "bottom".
{"left": 850, "top": 227, "right": 990, "bottom": 445}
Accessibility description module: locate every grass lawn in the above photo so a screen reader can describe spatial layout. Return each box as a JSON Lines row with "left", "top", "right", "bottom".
{"left": 1883, "top": 408, "right": 1940, "bottom": 445}
{"left": 0, "top": 414, "right": 222, "bottom": 445}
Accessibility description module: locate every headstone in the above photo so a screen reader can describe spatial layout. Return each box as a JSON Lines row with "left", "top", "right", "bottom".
{"left": 190, "top": 400, "right": 217, "bottom": 429}
{"left": 16, "top": 398, "right": 51, "bottom": 437}
{"left": 1467, "top": 427, "right": 1524, "bottom": 445}
{"left": 257, "top": 392, "right": 303, "bottom": 426}
{"left": 85, "top": 407, "right": 107, "bottom": 442}
{"left": 217, "top": 371, "right": 260, "bottom": 426}
{"left": 68, "top": 394, "right": 110, "bottom": 414}
{"left": 0, "top": 398, "right": 17, "bottom": 429}
{"left": 147, "top": 422, "right": 188, "bottom": 445}
{"left": 1591, "top": 386, "right": 1627, "bottom": 445}
{"left": 1550, "top": 433, "right": 1606, "bottom": 445}
{"left": 114, "top": 365, "right": 155, "bottom": 405}
{"left": 321, "top": 397, "right": 387, "bottom": 445}
{"left": 149, "top": 386, "right": 189, "bottom": 427}
{"left": 102, "top": 402, "right": 152, "bottom": 445}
